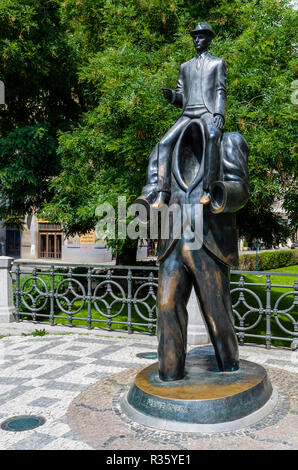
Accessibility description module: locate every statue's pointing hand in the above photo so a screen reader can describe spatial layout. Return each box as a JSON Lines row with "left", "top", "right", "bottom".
{"left": 162, "top": 88, "right": 173, "bottom": 103}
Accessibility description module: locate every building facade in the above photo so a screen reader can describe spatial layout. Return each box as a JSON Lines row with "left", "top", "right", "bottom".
{"left": 0, "top": 215, "right": 149, "bottom": 262}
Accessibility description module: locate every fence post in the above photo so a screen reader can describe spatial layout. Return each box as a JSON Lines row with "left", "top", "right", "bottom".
{"left": 0, "top": 257, "right": 15, "bottom": 323}
{"left": 127, "top": 269, "right": 133, "bottom": 334}
{"left": 265, "top": 274, "right": 272, "bottom": 349}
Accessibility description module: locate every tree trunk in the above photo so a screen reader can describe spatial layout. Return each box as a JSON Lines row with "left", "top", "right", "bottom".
{"left": 115, "top": 239, "right": 138, "bottom": 266}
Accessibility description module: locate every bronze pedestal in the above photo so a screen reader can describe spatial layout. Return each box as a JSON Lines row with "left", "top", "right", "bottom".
{"left": 121, "top": 347, "right": 277, "bottom": 432}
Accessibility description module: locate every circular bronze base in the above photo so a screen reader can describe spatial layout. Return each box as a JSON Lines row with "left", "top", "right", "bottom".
{"left": 121, "top": 347, "right": 277, "bottom": 432}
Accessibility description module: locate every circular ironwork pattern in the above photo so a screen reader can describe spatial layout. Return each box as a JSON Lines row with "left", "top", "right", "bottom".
{"left": 20, "top": 276, "right": 49, "bottom": 312}
{"left": 55, "top": 278, "right": 86, "bottom": 315}
{"left": 231, "top": 287, "right": 264, "bottom": 331}
{"left": 15, "top": 266, "right": 296, "bottom": 343}
{"left": 273, "top": 290, "right": 298, "bottom": 335}
{"left": 93, "top": 280, "right": 126, "bottom": 318}
{"left": 133, "top": 282, "right": 158, "bottom": 323}
{"left": 231, "top": 277, "right": 298, "bottom": 344}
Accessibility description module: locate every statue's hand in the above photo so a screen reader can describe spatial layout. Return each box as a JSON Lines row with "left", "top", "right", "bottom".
{"left": 162, "top": 88, "right": 174, "bottom": 103}
{"left": 213, "top": 114, "right": 224, "bottom": 129}
{"left": 151, "top": 191, "right": 170, "bottom": 209}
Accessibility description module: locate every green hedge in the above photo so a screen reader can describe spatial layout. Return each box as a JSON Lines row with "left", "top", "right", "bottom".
{"left": 238, "top": 249, "right": 298, "bottom": 271}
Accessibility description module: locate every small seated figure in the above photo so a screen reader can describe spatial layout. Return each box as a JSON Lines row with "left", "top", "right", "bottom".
{"left": 148, "top": 22, "right": 226, "bottom": 208}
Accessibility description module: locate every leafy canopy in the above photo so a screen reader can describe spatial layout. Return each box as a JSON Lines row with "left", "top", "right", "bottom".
{"left": 0, "top": 0, "right": 82, "bottom": 221}
{"left": 0, "top": 0, "right": 296, "bottom": 249}
{"left": 43, "top": 0, "right": 297, "bottom": 247}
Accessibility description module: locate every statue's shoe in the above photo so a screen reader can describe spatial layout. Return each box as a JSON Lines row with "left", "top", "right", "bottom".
{"left": 151, "top": 191, "right": 169, "bottom": 209}
{"left": 152, "top": 199, "right": 167, "bottom": 209}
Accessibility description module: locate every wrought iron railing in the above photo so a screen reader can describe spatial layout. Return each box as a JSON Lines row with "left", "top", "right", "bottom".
{"left": 11, "top": 261, "right": 298, "bottom": 348}
{"left": 12, "top": 262, "right": 159, "bottom": 335}
{"left": 230, "top": 270, "right": 298, "bottom": 349}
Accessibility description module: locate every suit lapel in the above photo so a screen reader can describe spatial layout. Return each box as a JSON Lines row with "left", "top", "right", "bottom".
{"left": 186, "top": 58, "right": 195, "bottom": 96}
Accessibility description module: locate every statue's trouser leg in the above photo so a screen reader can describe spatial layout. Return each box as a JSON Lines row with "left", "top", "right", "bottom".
{"left": 157, "top": 240, "right": 239, "bottom": 380}
{"left": 157, "top": 116, "right": 191, "bottom": 192}
{"left": 182, "top": 243, "right": 239, "bottom": 372}
{"left": 157, "top": 241, "right": 192, "bottom": 381}
{"left": 199, "top": 113, "right": 222, "bottom": 193}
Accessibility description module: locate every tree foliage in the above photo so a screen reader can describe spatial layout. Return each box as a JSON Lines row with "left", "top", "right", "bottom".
{"left": 0, "top": 125, "right": 58, "bottom": 218}
{"left": 0, "top": 0, "right": 297, "bottom": 254}
{"left": 41, "top": 0, "right": 193, "bottom": 240}
{"left": 42, "top": 0, "right": 297, "bottom": 249}
{"left": 0, "top": 0, "right": 82, "bottom": 221}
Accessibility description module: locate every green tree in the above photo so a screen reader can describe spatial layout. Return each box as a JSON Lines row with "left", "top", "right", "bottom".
{"left": 207, "top": 0, "right": 297, "bottom": 244}
{"left": 0, "top": 0, "right": 289, "bottom": 261}
{"left": 0, "top": 0, "right": 82, "bottom": 221}
{"left": 42, "top": 0, "right": 297, "bottom": 262}
{"left": 0, "top": 125, "right": 58, "bottom": 218}
{"left": 41, "top": 0, "right": 193, "bottom": 262}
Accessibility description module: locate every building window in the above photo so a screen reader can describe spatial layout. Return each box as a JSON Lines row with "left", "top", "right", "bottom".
{"left": 6, "top": 228, "right": 20, "bottom": 258}
{"left": 38, "top": 223, "right": 62, "bottom": 259}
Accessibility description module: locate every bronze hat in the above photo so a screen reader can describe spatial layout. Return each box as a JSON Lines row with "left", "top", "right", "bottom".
{"left": 190, "top": 22, "right": 215, "bottom": 38}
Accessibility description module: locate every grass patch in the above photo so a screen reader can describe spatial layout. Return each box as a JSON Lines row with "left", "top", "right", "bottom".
{"left": 50, "top": 295, "right": 157, "bottom": 334}
{"left": 21, "top": 328, "right": 48, "bottom": 337}
{"left": 14, "top": 271, "right": 157, "bottom": 334}
{"left": 14, "top": 265, "right": 297, "bottom": 346}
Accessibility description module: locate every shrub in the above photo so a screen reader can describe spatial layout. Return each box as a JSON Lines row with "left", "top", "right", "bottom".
{"left": 238, "top": 249, "right": 298, "bottom": 271}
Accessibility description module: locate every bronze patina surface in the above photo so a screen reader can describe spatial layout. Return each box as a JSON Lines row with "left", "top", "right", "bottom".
{"left": 126, "top": 22, "right": 274, "bottom": 431}
{"left": 137, "top": 22, "right": 250, "bottom": 380}
{"left": 135, "top": 359, "right": 266, "bottom": 401}
{"left": 125, "top": 347, "right": 274, "bottom": 430}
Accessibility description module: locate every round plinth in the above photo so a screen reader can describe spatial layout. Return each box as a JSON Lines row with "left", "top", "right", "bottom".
{"left": 121, "top": 348, "right": 277, "bottom": 432}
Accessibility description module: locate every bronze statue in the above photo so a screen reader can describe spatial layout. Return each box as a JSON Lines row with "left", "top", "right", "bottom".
{"left": 138, "top": 22, "right": 250, "bottom": 381}
{"left": 151, "top": 22, "right": 226, "bottom": 209}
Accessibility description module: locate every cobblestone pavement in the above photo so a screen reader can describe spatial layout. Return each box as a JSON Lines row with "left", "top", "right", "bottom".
{"left": 0, "top": 324, "right": 297, "bottom": 450}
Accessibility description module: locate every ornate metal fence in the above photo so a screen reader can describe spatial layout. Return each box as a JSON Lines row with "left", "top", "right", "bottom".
{"left": 12, "top": 262, "right": 159, "bottom": 334}
{"left": 11, "top": 261, "right": 298, "bottom": 348}
{"left": 230, "top": 270, "right": 298, "bottom": 349}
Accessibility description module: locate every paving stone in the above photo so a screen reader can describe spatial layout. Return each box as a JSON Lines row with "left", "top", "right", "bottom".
{"left": 86, "top": 344, "right": 126, "bottom": 359}
{"left": 0, "top": 332, "right": 296, "bottom": 450}
{"left": 28, "top": 397, "right": 60, "bottom": 408}
{"left": 27, "top": 341, "right": 68, "bottom": 355}
{"left": 32, "top": 353, "right": 82, "bottom": 362}
{"left": 43, "top": 381, "right": 87, "bottom": 392}
{"left": 20, "top": 364, "right": 43, "bottom": 371}
{"left": 37, "top": 363, "right": 84, "bottom": 380}
{"left": 65, "top": 346, "right": 85, "bottom": 351}
{"left": 75, "top": 337, "right": 115, "bottom": 345}
{"left": 7, "top": 432, "right": 57, "bottom": 450}
{"left": 91, "top": 359, "right": 139, "bottom": 369}
{"left": 0, "top": 386, "right": 35, "bottom": 406}
{"left": 0, "top": 376, "right": 29, "bottom": 385}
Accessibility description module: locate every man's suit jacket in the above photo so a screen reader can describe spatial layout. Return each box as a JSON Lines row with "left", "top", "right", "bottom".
{"left": 140, "top": 119, "right": 249, "bottom": 268}
{"left": 172, "top": 52, "right": 226, "bottom": 119}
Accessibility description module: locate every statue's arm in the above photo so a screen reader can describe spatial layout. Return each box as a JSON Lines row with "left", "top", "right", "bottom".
{"left": 210, "top": 133, "right": 250, "bottom": 214}
{"left": 210, "top": 180, "right": 249, "bottom": 214}
{"left": 172, "top": 66, "right": 184, "bottom": 107}
{"left": 162, "top": 66, "right": 184, "bottom": 108}
{"left": 214, "top": 59, "right": 227, "bottom": 122}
